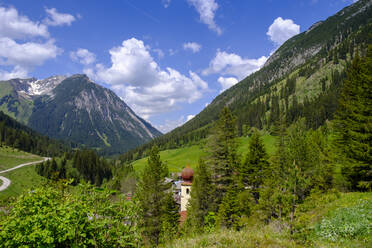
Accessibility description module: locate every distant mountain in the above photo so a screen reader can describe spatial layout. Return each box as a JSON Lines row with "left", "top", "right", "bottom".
{"left": 0, "top": 74, "right": 162, "bottom": 155}
{"left": 121, "top": 0, "right": 372, "bottom": 161}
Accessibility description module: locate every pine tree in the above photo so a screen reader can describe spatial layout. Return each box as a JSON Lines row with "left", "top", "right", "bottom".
{"left": 137, "top": 145, "right": 169, "bottom": 246}
{"left": 160, "top": 192, "right": 179, "bottom": 243}
{"left": 217, "top": 182, "right": 241, "bottom": 230}
{"left": 240, "top": 129, "right": 270, "bottom": 202}
{"left": 333, "top": 47, "right": 372, "bottom": 190}
{"left": 206, "top": 107, "right": 240, "bottom": 209}
{"left": 186, "top": 159, "right": 213, "bottom": 230}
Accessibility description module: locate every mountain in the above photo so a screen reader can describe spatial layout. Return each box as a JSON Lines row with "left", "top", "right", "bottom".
{"left": 0, "top": 74, "right": 162, "bottom": 155}
{"left": 121, "top": 0, "right": 372, "bottom": 161}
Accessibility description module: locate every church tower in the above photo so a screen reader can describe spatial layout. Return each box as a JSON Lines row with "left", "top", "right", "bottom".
{"left": 180, "top": 166, "right": 194, "bottom": 212}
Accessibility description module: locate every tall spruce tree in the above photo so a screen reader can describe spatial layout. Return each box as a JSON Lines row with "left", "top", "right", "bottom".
{"left": 241, "top": 129, "right": 270, "bottom": 202}
{"left": 333, "top": 47, "right": 372, "bottom": 190}
{"left": 137, "top": 145, "right": 171, "bottom": 246}
{"left": 206, "top": 107, "right": 240, "bottom": 209}
{"left": 186, "top": 159, "right": 213, "bottom": 230}
{"left": 160, "top": 192, "right": 180, "bottom": 243}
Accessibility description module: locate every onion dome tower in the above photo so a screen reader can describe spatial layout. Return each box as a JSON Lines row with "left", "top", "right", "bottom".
{"left": 180, "top": 165, "right": 194, "bottom": 212}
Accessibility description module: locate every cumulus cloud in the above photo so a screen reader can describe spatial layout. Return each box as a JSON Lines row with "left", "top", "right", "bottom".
{"left": 44, "top": 8, "right": 76, "bottom": 26}
{"left": 0, "top": 38, "right": 61, "bottom": 68}
{"left": 70, "top": 48, "right": 96, "bottom": 65}
{"left": 267, "top": 17, "right": 300, "bottom": 46}
{"left": 183, "top": 42, "right": 202, "bottom": 53}
{"left": 0, "top": 65, "right": 28, "bottom": 80}
{"left": 86, "top": 38, "right": 208, "bottom": 118}
{"left": 217, "top": 76, "right": 238, "bottom": 92}
{"left": 0, "top": 6, "right": 49, "bottom": 39}
{"left": 0, "top": 6, "right": 75, "bottom": 80}
{"left": 203, "top": 50, "right": 268, "bottom": 80}
{"left": 187, "top": 0, "right": 222, "bottom": 35}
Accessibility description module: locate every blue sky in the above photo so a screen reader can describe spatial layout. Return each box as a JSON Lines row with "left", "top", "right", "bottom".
{"left": 0, "top": 0, "right": 356, "bottom": 132}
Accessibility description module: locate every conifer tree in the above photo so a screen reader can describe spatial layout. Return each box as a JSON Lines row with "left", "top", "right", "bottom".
{"left": 186, "top": 159, "right": 213, "bottom": 230}
{"left": 333, "top": 47, "right": 372, "bottom": 190}
{"left": 206, "top": 107, "right": 239, "bottom": 209}
{"left": 160, "top": 192, "right": 179, "bottom": 242}
{"left": 217, "top": 182, "right": 241, "bottom": 230}
{"left": 241, "top": 129, "right": 270, "bottom": 202}
{"left": 137, "top": 145, "right": 170, "bottom": 246}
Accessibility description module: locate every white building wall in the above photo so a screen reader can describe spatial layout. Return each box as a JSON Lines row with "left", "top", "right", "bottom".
{"left": 180, "top": 185, "right": 191, "bottom": 211}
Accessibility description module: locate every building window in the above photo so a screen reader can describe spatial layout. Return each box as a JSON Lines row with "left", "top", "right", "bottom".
{"left": 186, "top": 188, "right": 190, "bottom": 194}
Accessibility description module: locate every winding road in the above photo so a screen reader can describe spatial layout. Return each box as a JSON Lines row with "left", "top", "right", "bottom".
{"left": 0, "top": 158, "right": 50, "bottom": 191}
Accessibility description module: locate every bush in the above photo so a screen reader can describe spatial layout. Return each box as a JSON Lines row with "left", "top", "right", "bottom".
{"left": 0, "top": 182, "right": 141, "bottom": 247}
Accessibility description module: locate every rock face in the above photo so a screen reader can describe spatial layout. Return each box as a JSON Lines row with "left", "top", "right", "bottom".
{"left": 0, "top": 74, "right": 161, "bottom": 155}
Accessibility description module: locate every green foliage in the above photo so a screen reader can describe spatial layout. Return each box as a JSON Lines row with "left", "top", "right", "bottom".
{"left": 216, "top": 183, "right": 242, "bottom": 230}
{"left": 137, "top": 146, "right": 177, "bottom": 246}
{"left": 206, "top": 107, "right": 240, "bottom": 208}
{"left": 0, "top": 182, "right": 141, "bottom": 247}
{"left": 0, "top": 111, "right": 69, "bottom": 157}
{"left": 186, "top": 159, "right": 214, "bottom": 231}
{"left": 333, "top": 47, "right": 372, "bottom": 190}
{"left": 161, "top": 192, "right": 180, "bottom": 243}
{"left": 35, "top": 149, "right": 113, "bottom": 186}
{"left": 315, "top": 200, "right": 372, "bottom": 241}
{"left": 240, "top": 129, "right": 270, "bottom": 202}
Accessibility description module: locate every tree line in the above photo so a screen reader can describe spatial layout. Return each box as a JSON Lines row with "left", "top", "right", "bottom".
{"left": 0, "top": 111, "right": 70, "bottom": 157}
{"left": 36, "top": 149, "right": 113, "bottom": 186}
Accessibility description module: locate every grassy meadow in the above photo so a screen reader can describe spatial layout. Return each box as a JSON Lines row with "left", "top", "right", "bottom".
{"left": 132, "top": 134, "right": 277, "bottom": 173}
{"left": 0, "top": 146, "right": 46, "bottom": 202}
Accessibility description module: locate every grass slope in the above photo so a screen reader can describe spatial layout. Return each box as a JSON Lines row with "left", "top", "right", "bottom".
{"left": 165, "top": 192, "right": 372, "bottom": 248}
{"left": 0, "top": 146, "right": 42, "bottom": 170}
{"left": 132, "top": 134, "right": 277, "bottom": 173}
{"left": 0, "top": 146, "right": 46, "bottom": 203}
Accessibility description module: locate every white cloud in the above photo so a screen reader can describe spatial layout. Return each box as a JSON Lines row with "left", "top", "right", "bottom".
{"left": 267, "top": 17, "right": 300, "bottom": 46}
{"left": 0, "top": 6, "right": 74, "bottom": 80}
{"left": 153, "top": 48, "right": 165, "bottom": 59}
{"left": 186, "top": 114, "right": 195, "bottom": 121}
{"left": 187, "top": 0, "right": 222, "bottom": 35}
{"left": 0, "top": 65, "right": 28, "bottom": 80}
{"left": 168, "top": 48, "right": 177, "bottom": 56}
{"left": 217, "top": 76, "right": 238, "bottom": 92}
{"left": 86, "top": 38, "right": 208, "bottom": 118}
{"left": 203, "top": 50, "right": 268, "bottom": 80}
{"left": 156, "top": 114, "right": 195, "bottom": 133}
{"left": 162, "top": 0, "right": 172, "bottom": 8}
{"left": 0, "top": 6, "right": 49, "bottom": 39}
{"left": 0, "top": 37, "right": 61, "bottom": 69}
{"left": 44, "top": 8, "right": 76, "bottom": 26}
{"left": 70, "top": 48, "right": 96, "bottom": 65}
{"left": 183, "top": 42, "right": 202, "bottom": 53}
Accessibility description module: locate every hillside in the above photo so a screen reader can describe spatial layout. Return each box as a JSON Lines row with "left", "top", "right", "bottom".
{"left": 165, "top": 192, "right": 372, "bottom": 248}
{"left": 0, "top": 146, "right": 46, "bottom": 203}
{"left": 0, "top": 111, "right": 69, "bottom": 157}
{"left": 121, "top": 0, "right": 372, "bottom": 162}
{"left": 131, "top": 134, "right": 277, "bottom": 173}
{"left": 0, "top": 74, "right": 162, "bottom": 155}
